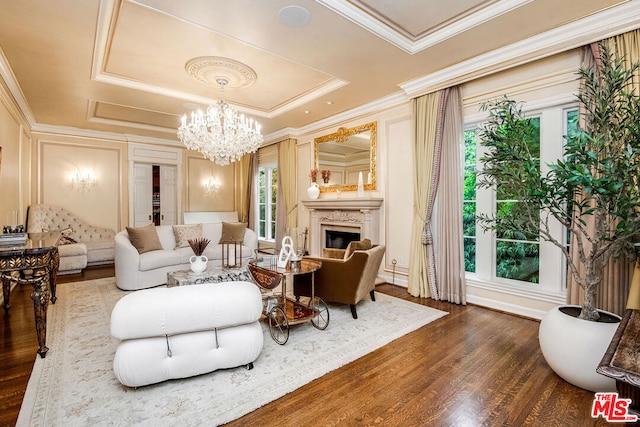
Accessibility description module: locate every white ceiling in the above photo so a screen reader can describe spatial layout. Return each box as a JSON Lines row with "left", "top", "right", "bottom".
{"left": 0, "top": 0, "right": 638, "bottom": 144}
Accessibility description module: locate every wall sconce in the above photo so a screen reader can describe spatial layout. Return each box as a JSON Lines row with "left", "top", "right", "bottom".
{"left": 204, "top": 177, "right": 221, "bottom": 195}
{"left": 71, "top": 169, "right": 97, "bottom": 193}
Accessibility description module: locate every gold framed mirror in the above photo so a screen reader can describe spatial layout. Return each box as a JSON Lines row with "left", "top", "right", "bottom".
{"left": 313, "top": 121, "right": 377, "bottom": 193}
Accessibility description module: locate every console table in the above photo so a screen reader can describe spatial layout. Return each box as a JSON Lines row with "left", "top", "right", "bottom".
{"left": 0, "top": 232, "right": 60, "bottom": 358}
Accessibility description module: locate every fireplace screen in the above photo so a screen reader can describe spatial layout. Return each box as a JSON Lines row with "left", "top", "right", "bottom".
{"left": 325, "top": 230, "right": 360, "bottom": 250}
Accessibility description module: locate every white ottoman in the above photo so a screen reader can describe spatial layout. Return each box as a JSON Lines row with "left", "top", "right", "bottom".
{"left": 110, "top": 281, "right": 264, "bottom": 387}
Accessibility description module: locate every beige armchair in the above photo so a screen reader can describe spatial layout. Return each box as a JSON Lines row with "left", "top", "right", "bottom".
{"left": 294, "top": 244, "right": 385, "bottom": 319}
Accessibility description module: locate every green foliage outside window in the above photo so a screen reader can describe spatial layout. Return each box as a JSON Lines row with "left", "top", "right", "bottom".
{"left": 463, "top": 130, "right": 477, "bottom": 273}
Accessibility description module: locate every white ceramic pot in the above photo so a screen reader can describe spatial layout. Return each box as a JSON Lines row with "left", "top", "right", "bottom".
{"left": 189, "top": 255, "right": 208, "bottom": 274}
{"left": 307, "top": 182, "right": 320, "bottom": 199}
{"left": 539, "top": 305, "right": 620, "bottom": 392}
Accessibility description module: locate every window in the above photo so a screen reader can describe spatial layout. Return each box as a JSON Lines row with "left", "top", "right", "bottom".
{"left": 495, "top": 116, "right": 540, "bottom": 283}
{"left": 257, "top": 164, "right": 278, "bottom": 242}
{"left": 463, "top": 130, "right": 477, "bottom": 273}
{"left": 464, "top": 102, "right": 578, "bottom": 300}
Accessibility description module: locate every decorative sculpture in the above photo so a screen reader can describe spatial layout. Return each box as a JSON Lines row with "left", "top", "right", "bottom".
{"left": 277, "top": 236, "right": 300, "bottom": 268}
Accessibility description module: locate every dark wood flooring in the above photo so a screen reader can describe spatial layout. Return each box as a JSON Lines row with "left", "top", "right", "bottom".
{"left": 0, "top": 266, "right": 619, "bottom": 426}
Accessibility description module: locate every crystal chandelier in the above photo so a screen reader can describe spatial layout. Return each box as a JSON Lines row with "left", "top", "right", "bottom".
{"left": 178, "top": 78, "right": 263, "bottom": 166}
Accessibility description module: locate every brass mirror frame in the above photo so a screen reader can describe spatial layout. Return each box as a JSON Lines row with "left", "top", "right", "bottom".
{"left": 313, "top": 121, "right": 377, "bottom": 193}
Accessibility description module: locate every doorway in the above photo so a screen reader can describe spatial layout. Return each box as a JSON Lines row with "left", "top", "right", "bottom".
{"left": 133, "top": 163, "right": 177, "bottom": 226}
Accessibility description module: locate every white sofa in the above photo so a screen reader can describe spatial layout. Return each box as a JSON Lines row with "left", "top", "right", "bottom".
{"left": 111, "top": 281, "right": 264, "bottom": 388}
{"left": 27, "top": 204, "right": 115, "bottom": 274}
{"left": 115, "top": 223, "right": 258, "bottom": 290}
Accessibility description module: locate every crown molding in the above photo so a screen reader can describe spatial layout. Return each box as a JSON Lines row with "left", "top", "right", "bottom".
{"left": 400, "top": 1, "right": 640, "bottom": 98}
{"left": 0, "top": 47, "right": 35, "bottom": 126}
{"left": 317, "top": 0, "right": 533, "bottom": 54}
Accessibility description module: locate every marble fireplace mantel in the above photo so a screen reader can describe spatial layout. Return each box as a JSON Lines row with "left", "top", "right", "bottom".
{"left": 301, "top": 198, "right": 383, "bottom": 256}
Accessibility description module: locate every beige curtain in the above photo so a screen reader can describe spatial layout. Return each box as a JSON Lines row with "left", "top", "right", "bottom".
{"left": 246, "top": 152, "right": 258, "bottom": 231}
{"left": 408, "top": 90, "right": 448, "bottom": 298}
{"left": 234, "top": 153, "right": 252, "bottom": 223}
{"left": 435, "top": 86, "right": 467, "bottom": 304}
{"left": 566, "top": 32, "right": 640, "bottom": 315}
{"left": 275, "top": 138, "right": 297, "bottom": 246}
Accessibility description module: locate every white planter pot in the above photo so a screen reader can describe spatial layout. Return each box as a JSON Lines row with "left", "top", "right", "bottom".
{"left": 307, "top": 183, "right": 320, "bottom": 199}
{"left": 189, "top": 255, "right": 208, "bottom": 274}
{"left": 539, "top": 305, "right": 620, "bottom": 392}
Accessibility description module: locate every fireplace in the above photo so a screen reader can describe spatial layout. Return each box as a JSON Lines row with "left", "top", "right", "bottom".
{"left": 301, "top": 198, "right": 383, "bottom": 256}
{"left": 325, "top": 229, "right": 361, "bottom": 249}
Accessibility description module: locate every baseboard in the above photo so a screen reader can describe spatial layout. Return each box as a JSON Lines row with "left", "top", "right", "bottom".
{"left": 466, "top": 294, "right": 547, "bottom": 320}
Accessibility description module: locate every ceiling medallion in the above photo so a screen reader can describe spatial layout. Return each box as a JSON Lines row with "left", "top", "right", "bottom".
{"left": 185, "top": 56, "right": 257, "bottom": 89}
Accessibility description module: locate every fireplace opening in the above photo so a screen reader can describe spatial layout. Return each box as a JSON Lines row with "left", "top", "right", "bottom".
{"left": 325, "top": 230, "right": 361, "bottom": 250}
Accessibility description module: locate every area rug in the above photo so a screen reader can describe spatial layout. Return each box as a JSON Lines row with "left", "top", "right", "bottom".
{"left": 17, "top": 278, "right": 447, "bottom": 426}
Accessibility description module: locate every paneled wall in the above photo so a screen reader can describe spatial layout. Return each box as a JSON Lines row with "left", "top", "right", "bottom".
{"left": 0, "top": 83, "right": 31, "bottom": 228}
{"left": 184, "top": 154, "right": 235, "bottom": 213}
{"left": 34, "top": 135, "right": 125, "bottom": 232}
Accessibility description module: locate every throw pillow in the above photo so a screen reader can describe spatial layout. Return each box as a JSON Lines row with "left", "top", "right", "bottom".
{"left": 172, "top": 223, "right": 202, "bottom": 248}
{"left": 218, "top": 222, "right": 247, "bottom": 244}
{"left": 57, "top": 234, "right": 78, "bottom": 245}
{"left": 344, "top": 238, "right": 372, "bottom": 259}
{"left": 56, "top": 227, "right": 78, "bottom": 245}
{"left": 126, "top": 224, "right": 163, "bottom": 254}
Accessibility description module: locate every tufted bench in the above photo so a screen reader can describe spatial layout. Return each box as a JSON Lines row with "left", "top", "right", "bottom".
{"left": 27, "top": 204, "right": 115, "bottom": 274}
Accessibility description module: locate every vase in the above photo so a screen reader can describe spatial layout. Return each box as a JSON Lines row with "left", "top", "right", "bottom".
{"left": 189, "top": 255, "right": 208, "bottom": 274}
{"left": 307, "top": 182, "right": 320, "bottom": 199}
{"left": 538, "top": 305, "right": 620, "bottom": 392}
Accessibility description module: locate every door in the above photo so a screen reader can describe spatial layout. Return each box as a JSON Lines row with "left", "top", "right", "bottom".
{"left": 160, "top": 165, "right": 177, "bottom": 225}
{"left": 133, "top": 163, "right": 153, "bottom": 226}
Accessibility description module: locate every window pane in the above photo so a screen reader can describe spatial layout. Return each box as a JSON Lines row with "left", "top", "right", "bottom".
{"left": 566, "top": 109, "right": 579, "bottom": 138}
{"left": 464, "top": 166, "right": 476, "bottom": 200}
{"left": 495, "top": 201, "right": 539, "bottom": 241}
{"left": 463, "top": 129, "right": 477, "bottom": 273}
{"left": 463, "top": 202, "right": 476, "bottom": 237}
{"left": 496, "top": 241, "right": 539, "bottom": 283}
{"left": 464, "top": 130, "right": 476, "bottom": 164}
{"left": 464, "top": 237, "right": 476, "bottom": 273}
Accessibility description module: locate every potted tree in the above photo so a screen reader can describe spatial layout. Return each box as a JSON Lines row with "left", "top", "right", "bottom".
{"left": 477, "top": 44, "right": 640, "bottom": 392}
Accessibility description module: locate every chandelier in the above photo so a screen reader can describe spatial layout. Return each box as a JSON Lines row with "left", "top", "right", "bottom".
{"left": 177, "top": 78, "right": 263, "bottom": 166}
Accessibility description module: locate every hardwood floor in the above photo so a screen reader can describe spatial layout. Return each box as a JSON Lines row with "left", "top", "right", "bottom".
{"left": 0, "top": 267, "right": 614, "bottom": 426}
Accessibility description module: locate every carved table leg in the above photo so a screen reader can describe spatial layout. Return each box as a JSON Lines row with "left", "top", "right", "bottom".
{"left": 30, "top": 268, "right": 50, "bottom": 358}
{"left": 49, "top": 249, "right": 59, "bottom": 304}
{"left": 2, "top": 274, "right": 11, "bottom": 313}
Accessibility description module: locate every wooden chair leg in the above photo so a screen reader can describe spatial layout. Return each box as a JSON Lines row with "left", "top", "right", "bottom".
{"left": 350, "top": 304, "right": 358, "bottom": 319}
{"left": 370, "top": 290, "right": 376, "bottom": 301}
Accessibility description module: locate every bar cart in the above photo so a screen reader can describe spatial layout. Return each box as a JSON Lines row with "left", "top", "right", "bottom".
{"left": 247, "top": 258, "right": 329, "bottom": 345}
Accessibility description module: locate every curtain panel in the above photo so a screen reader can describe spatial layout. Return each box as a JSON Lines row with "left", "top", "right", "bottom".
{"left": 408, "top": 90, "right": 447, "bottom": 298}
{"left": 435, "top": 86, "right": 467, "bottom": 304}
{"left": 234, "top": 153, "right": 252, "bottom": 223}
{"left": 275, "top": 138, "right": 297, "bottom": 246}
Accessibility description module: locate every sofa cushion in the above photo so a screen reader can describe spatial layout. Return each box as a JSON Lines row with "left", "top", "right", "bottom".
{"left": 138, "top": 249, "right": 181, "bottom": 271}
{"left": 344, "top": 238, "right": 372, "bottom": 260}
{"left": 172, "top": 224, "right": 202, "bottom": 248}
{"left": 218, "top": 222, "right": 247, "bottom": 244}
{"left": 126, "top": 224, "right": 163, "bottom": 254}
